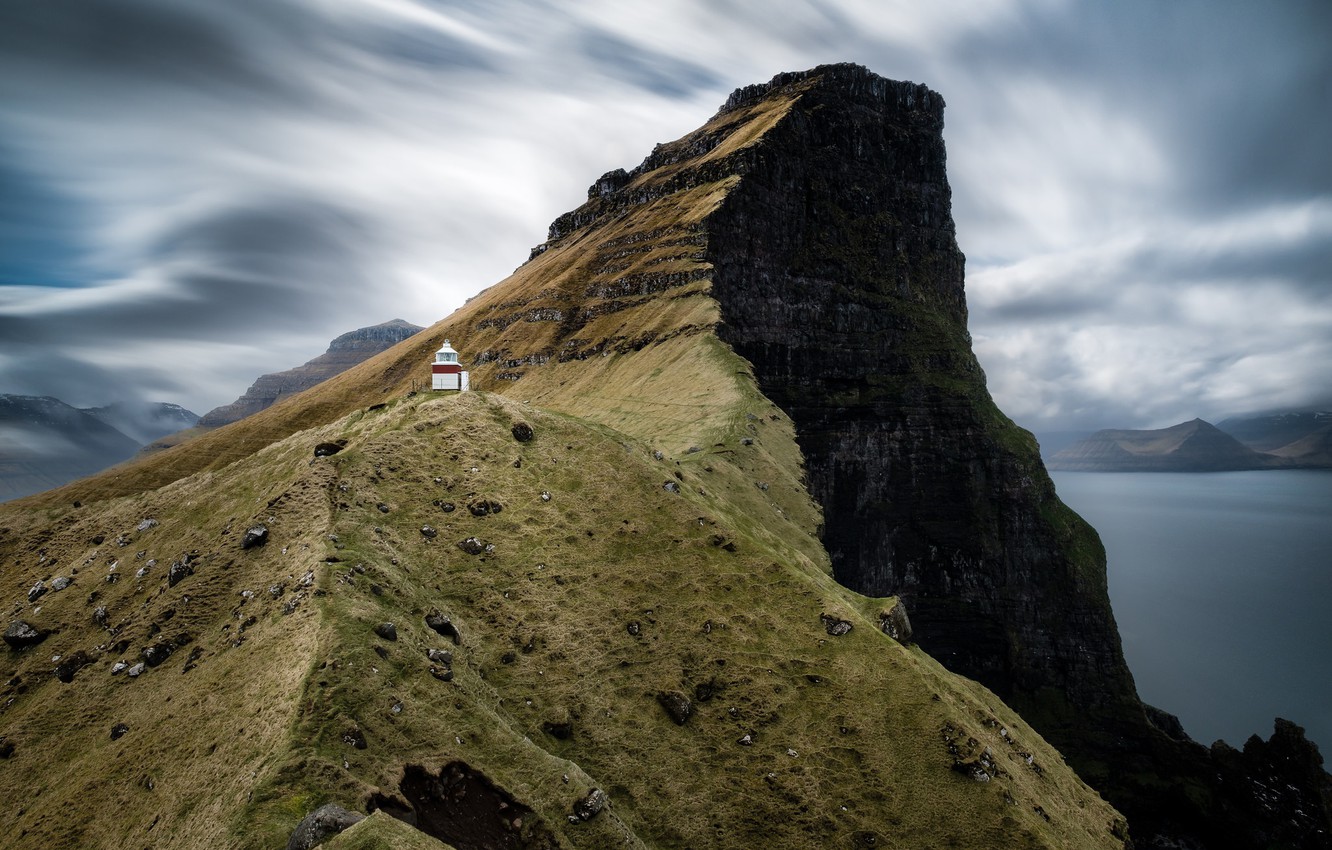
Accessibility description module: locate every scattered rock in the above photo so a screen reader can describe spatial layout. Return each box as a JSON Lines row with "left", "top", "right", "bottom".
{"left": 420, "top": 525, "right": 438, "bottom": 539}
{"left": 951, "top": 756, "right": 992, "bottom": 782}
{"left": 50, "top": 576, "right": 71, "bottom": 591}
{"left": 626, "top": 621, "right": 641, "bottom": 636}
{"left": 27, "top": 580, "right": 47, "bottom": 603}
{"left": 110, "top": 661, "right": 128, "bottom": 675}
{"left": 91, "top": 534, "right": 104, "bottom": 544}
{"left": 0, "top": 738, "right": 13, "bottom": 758}
{"left": 424, "top": 611, "right": 460, "bottom": 645}
{"left": 467, "top": 498, "right": 503, "bottom": 517}
{"left": 653, "top": 450, "right": 664, "bottom": 460}
{"left": 285, "top": 803, "right": 365, "bottom": 850}
{"left": 821, "top": 613, "right": 853, "bottom": 636}
{"left": 127, "top": 662, "right": 146, "bottom": 677}
{"left": 663, "top": 481, "right": 680, "bottom": 494}
{"left": 685, "top": 446, "right": 702, "bottom": 454}
{"left": 141, "top": 642, "right": 173, "bottom": 667}
{"left": 341, "top": 728, "right": 367, "bottom": 750}
{"left": 540, "top": 491, "right": 552, "bottom": 502}
{"left": 542, "top": 720, "right": 573, "bottom": 740}
{"left": 572, "top": 788, "right": 607, "bottom": 821}
{"left": 511, "top": 422, "right": 534, "bottom": 442}
{"left": 4, "top": 620, "right": 48, "bottom": 650}
{"left": 737, "top": 733, "right": 754, "bottom": 746}
{"left": 167, "top": 559, "right": 193, "bottom": 588}
{"left": 426, "top": 648, "right": 452, "bottom": 665}
{"left": 313, "top": 442, "right": 345, "bottom": 457}
{"left": 110, "top": 723, "right": 130, "bottom": 740}
{"left": 657, "top": 690, "right": 692, "bottom": 725}
{"left": 429, "top": 665, "right": 454, "bottom": 682}
{"left": 879, "top": 600, "right": 913, "bottom": 643}
{"left": 457, "top": 537, "right": 486, "bottom": 555}
{"left": 377, "top": 503, "right": 391, "bottom": 514}
{"left": 55, "top": 650, "right": 94, "bottom": 682}
{"left": 241, "top": 525, "right": 269, "bottom": 550}
{"left": 438, "top": 501, "right": 456, "bottom": 513}
{"left": 136, "top": 518, "right": 159, "bottom": 532}
{"left": 374, "top": 622, "right": 398, "bottom": 641}
{"left": 741, "top": 437, "right": 754, "bottom": 446}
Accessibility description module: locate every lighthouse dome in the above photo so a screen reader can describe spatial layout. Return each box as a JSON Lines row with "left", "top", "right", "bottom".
{"left": 435, "top": 339, "right": 459, "bottom": 364}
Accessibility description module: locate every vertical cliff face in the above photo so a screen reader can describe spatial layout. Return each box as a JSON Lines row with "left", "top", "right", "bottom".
{"left": 706, "top": 65, "right": 1136, "bottom": 715}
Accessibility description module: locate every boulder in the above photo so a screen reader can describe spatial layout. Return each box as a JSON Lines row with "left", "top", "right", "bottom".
{"left": 511, "top": 422, "right": 534, "bottom": 442}
{"left": 285, "top": 803, "right": 365, "bottom": 850}
{"left": 572, "top": 788, "right": 608, "bottom": 821}
{"left": 54, "top": 650, "right": 94, "bottom": 683}
{"left": 110, "top": 723, "right": 130, "bottom": 740}
{"left": 313, "top": 442, "right": 344, "bottom": 457}
{"left": 374, "top": 622, "right": 398, "bottom": 641}
{"left": 241, "top": 525, "right": 269, "bottom": 550}
{"left": 424, "top": 611, "right": 461, "bottom": 644}
{"left": 657, "top": 690, "right": 692, "bottom": 725}
{"left": 878, "top": 600, "right": 913, "bottom": 643}
{"left": 820, "top": 613, "right": 853, "bottom": 636}
{"left": 4, "top": 620, "right": 48, "bottom": 650}
{"left": 456, "top": 537, "right": 486, "bottom": 555}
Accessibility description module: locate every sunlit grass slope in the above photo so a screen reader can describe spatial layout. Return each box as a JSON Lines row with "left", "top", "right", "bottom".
{"left": 1, "top": 392, "right": 1124, "bottom": 848}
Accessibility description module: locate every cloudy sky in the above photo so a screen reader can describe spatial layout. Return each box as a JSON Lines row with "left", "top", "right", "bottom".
{"left": 1, "top": 0, "right": 1328, "bottom": 433}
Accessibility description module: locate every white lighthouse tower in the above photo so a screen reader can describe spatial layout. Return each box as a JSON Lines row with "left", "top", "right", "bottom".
{"left": 431, "top": 339, "right": 469, "bottom": 391}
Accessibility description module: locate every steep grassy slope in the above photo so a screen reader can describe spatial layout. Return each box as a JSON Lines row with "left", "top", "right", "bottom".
{"left": 1, "top": 392, "right": 1125, "bottom": 849}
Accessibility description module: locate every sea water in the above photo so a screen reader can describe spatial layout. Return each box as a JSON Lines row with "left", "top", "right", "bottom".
{"left": 1050, "top": 470, "right": 1332, "bottom": 753}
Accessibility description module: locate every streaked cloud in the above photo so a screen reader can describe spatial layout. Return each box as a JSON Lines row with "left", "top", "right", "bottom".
{"left": 0, "top": 0, "right": 1327, "bottom": 432}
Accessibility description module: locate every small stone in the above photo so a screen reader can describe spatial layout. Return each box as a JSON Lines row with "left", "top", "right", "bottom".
{"left": 241, "top": 525, "right": 269, "bottom": 550}
{"left": 4, "top": 620, "right": 48, "bottom": 649}
{"left": 511, "top": 422, "right": 535, "bottom": 443}
{"left": 542, "top": 720, "right": 573, "bottom": 740}
{"left": 420, "top": 525, "right": 438, "bottom": 539}
{"left": 572, "top": 788, "right": 608, "bottom": 821}
{"left": 110, "top": 661, "right": 128, "bottom": 675}
{"left": 110, "top": 723, "right": 130, "bottom": 740}
{"left": 27, "top": 581, "right": 47, "bottom": 603}
{"left": 127, "top": 662, "right": 146, "bottom": 678}
{"left": 374, "top": 622, "right": 398, "bottom": 641}
{"left": 390, "top": 701, "right": 403, "bottom": 715}
{"left": 737, "top": 733, "right": 754, "bottom": 746}
{"left": 540, "top": 491, "right": 552, "bottom": 502}
{"left": 685, "top": 446, "right": 702, "bottom": 454}
{"left": 663, "top": 481, "right": 680, "bottom": 494}
{"left": 741, "top": 438, "right": 754, "bottom": 446}
{"left": 468, "top": 498, "right": 503, "bottom": 517}
{"left": 626, "top": 621, "right": 641, "bottom": 636}
{"left": 341, "top": 728, "right": 367, "bottom": 750}
{"left": 657, "top": 690, "right": 692, "bottom": 725}
{"left": 377, "top": 503, "right": 391, "bottom": 513}
{"left": 93, "top": 606, "right": 109, "bottom": 628}
{"left": 313, "top": 442, "right": 344, "bottom": 457}
{"left": 286, "top": 803, "right": 365, "bottom": 850}
{"left": 426, "top": 648, "right": 453, "bottom": 664}
{"left": 51, "top": 576, "right": 71, "bottom": 591}
{"left": 439, "top": 501, "right": 456, "bottom": 513}
{"left": 653, "top": 450, "right": 664, "bottom": 460}
{"left": 429, "top": 665, "right": 454, "bottom": 682}
{"left": 457, "top": 537, "right": 486, "bottom": 555}
{"left": 136, "top": 518, "right": 159, "bottom": 532}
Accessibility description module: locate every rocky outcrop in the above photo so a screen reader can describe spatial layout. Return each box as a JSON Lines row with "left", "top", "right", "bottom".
{"left": 1050, "top": 418, "right": 1285, "bottom": 471}
{"left": 198, "top": 319, "right": 423, "bottom": 427}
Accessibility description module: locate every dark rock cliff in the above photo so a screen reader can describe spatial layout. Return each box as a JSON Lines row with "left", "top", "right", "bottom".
{"left": 694, "top": 64, "right": 1329, "bottom": 849}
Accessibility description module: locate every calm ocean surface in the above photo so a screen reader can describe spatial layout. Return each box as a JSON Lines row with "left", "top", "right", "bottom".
{"left": 1050, "top": 470, "right": 1332, "bottom": 753}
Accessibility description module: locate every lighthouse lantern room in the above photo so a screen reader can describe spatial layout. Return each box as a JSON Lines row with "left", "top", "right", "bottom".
{"left": 431, "top": 339, "right": 470, "bottom": 391}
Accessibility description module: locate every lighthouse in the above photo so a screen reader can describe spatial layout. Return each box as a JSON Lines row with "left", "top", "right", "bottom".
{"left": 431, "top": 339, "right": 470, "bottom": 391}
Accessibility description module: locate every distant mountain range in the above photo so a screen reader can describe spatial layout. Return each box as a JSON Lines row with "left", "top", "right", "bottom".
{"left": 0, "top": 320, "right": 425, "bottom": 501}
{"left": 1048, "top": 413, "right": 1332, "bottom": 471}
{"left": 0, "top": 395, "right": 198, "bottom": 501}
{"left": 196, "top": 318, "right": 423, "bottom": 428}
